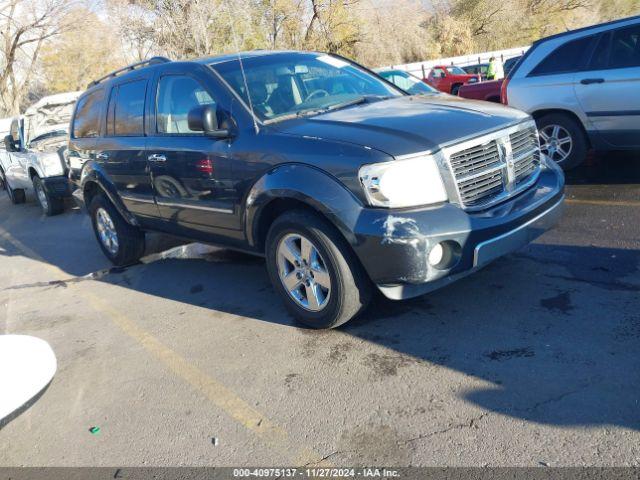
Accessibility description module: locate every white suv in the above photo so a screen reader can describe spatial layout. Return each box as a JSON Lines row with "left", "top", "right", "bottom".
{"left": 503, "top": 15, "right": 640, "bottom": 169}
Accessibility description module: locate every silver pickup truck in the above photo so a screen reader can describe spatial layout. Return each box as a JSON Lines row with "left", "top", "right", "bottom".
{"left": 0, "top": 91, "right": 80, "bottom": 216}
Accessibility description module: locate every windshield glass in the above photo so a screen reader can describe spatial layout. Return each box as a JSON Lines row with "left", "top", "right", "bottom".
{"left": 379, "top": 70, "right": 438, "bottom": 96}
{"left": 446, "top": 66, "right": 467, "bottom": 75}
{"left": 212, "top": 52, "right": 403, "bottom": 122}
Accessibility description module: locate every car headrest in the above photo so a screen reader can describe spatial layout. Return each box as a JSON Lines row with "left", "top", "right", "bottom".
{"left": 248, "top": 82, "right": 268, "bottom": 104}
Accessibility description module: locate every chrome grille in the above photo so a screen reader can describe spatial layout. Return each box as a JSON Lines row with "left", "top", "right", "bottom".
{"left": 510, "top": 126, "right": 541, "bottom": 185}
{"left": 443, "top": 122, "right": 542, "bottom": 210}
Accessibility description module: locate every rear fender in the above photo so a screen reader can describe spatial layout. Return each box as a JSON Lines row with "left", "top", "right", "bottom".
{"left": 80, "top": 160, "right": 138, "bottom": 226}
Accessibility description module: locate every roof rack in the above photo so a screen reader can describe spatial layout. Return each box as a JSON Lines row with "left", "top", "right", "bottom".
{"left": 87, "top": 57, "right": 171, "bottom": 88}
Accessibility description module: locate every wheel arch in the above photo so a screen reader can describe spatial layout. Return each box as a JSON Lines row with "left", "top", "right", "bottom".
{"left": 531, "top": 108, "right": 591, "bottom": 147}
{"left": 245, "top": 164, "right": 364, "bottom": 254}
{"left": 81, "top": 162, "right": 139, "bottom": 226}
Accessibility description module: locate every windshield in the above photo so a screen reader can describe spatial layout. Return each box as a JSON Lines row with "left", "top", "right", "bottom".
{"left": 212, "top": 52, "right": 403, "bottom": 122}
{"left": 379, "top": 71, "right": 438, "bottom": 96}
{"left": 446, "top": 66, "right": 467, "bottom": 75}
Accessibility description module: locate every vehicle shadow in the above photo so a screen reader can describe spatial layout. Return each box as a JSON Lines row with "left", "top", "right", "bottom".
{"left": 565, "top": 150, "right": 640, "bottom": 186}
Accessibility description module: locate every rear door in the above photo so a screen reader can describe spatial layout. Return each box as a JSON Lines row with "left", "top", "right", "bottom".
{"left": 146, "top": 64, "right": 240, "bottom": 235}
{"left": 98, "top": 74, "right": 159, "bottom": 220}
{"left": 574, "top": 23, "right": 640, "bottom": 148}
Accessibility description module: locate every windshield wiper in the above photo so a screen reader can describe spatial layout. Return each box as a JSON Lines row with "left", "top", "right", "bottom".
{"left": 265, "top": 95, "right": 392, "bottom": 124}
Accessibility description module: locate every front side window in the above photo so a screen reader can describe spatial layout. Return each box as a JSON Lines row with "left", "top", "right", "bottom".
{"left": 73, "top": 89, "right": 104, "bottom": 138}
{"left": 156, "top": 75, "right": 216, "bottom": 134}
{"left": 108, "top": 79, "right": 147, "bottom": 136}
{"left": 212, "top": 53, "right": 402, "bottom": 122}
{"left": 432, "top": 68, "right": 445, "bottom": 78}
{"left": 530, "top": 36, "right": 595, "bottom": 76}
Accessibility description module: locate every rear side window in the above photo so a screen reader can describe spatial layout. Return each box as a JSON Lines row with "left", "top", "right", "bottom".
{"left": 107, "top": 79, "right": 147, "bottom": 136}
{"left": 73, "top": 89, "right": 104, "bottom": 138}
{"left": 609, "top": 24, "right": 640, "bottom": 68}
{"left": 530, "top": 36, "right": 594, "bottom": 76}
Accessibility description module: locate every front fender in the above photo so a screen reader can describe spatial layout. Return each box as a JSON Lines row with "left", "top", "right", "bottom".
{"left": 245, "top": 164, "right": 364, "bottom": 248}
{"left": 80, "top": 161, "right": 138, "bottom": 226}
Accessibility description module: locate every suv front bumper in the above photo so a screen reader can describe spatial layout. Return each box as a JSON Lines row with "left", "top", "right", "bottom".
{"left": 352, "top": 158, "right": 565, "bottom": 300}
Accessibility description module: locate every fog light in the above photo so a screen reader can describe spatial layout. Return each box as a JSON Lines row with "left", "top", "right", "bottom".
{"left": 428, "top": 240, "right": 462, "bottom": 270}
{"left": 428, "top": 243, "right": 444, "bottom": 266}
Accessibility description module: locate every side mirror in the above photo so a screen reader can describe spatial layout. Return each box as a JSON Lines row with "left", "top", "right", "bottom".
{"left": 4, "top": 135, "right": 18, "bottom": 152}
{"left": 187, "top": 105, "right": 230, "bottom": 139}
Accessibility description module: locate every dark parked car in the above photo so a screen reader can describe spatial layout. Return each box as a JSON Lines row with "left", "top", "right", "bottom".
{"left": 503, "top": 55, "right": 523, "bottom": 75}
{"left": 69, "top": 51, "right": 565, "bottom": 328}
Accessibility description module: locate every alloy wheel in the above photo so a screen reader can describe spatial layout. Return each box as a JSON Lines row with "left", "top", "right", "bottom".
{"left": 96, "top": 207, "right": 119, "bottom": 256}
{"left": 35, "top": 181, "right": 49, "bottom": 212}
{"left": 539, "top": 124, "right": 573, "bottom": 163}
{"left": 276, "top": 233, "right": 331, "bottom": 312}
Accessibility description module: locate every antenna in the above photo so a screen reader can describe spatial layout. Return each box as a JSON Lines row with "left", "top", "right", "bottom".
{"left": 225, "top": 1, "right": 260, "bottom": 134}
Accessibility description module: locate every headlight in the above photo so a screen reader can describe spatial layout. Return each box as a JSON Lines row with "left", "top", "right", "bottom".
{"left": 359, "top": 153, "right": 448, "bottom": 208}
{"left": 40, "top": 153, "right": 64, "bottom": 177}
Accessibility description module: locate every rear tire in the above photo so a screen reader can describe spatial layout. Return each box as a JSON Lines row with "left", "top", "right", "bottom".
{"left": 5, "top": 177, "right": 25, "bottom": 205}
{"left": 89, "top": 193, "right": 145, "bottom": 266}
{"left": 536, "top": 113, "right": 588, "bottom": 170}
{"left": 33, "top": 176, "right": 64, "bottom": 216}
{"left": 265, "top": 210, "right": 372, "bottom": 329}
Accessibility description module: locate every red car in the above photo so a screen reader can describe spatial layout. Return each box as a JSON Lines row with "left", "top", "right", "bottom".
{"left": 426, "top": 65, "right": 480, "bottom": 95}
{"left": 457, "top": 78, "right": 504, "bottom": 103}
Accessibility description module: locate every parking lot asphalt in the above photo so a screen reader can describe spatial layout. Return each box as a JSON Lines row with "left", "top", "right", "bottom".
{"left": 0, "top": 152, "right": 638, "bottom": 467}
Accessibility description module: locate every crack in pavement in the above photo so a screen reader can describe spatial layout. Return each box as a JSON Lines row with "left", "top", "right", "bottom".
{"left": 399, "top": 412, "right": 489, "bottom": 445}
{"left": 515, "top": 383, "right": 592, "bottom": 413}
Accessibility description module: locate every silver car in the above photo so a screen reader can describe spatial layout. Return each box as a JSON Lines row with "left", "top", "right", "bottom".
{"left": 503, "top": 15, "right": 640, "bottom": 169}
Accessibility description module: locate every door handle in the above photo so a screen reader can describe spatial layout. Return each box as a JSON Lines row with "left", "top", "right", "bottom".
{"left": 96, "top": 152, "right": 109, "bottom": 160}
{"left": 148, "top": 154, "right": 167, "bottom": 163}
{"left": 580, "top": 78, "right": 605, "bottom": 85}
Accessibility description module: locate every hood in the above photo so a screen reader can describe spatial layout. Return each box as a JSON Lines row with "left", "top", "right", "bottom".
{"left": 23, "top": 91, "right": 80, "bottom": 144}
{"left": 274, "top": 95, "right": 529, "bottom": 157}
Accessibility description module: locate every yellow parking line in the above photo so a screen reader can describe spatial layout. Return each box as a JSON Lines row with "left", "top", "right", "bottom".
{"left": 565, "top": 198, "right": 640, "bottom": 207}
{"left": 0, "top": 225, "right": 324, "bottom": 465}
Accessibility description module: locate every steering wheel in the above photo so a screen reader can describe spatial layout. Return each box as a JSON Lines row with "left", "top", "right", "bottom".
{"left": 305, "top": 89, "right": 330, "bottom": 102}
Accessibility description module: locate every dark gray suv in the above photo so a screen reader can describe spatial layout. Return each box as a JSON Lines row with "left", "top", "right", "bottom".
{"left": 68, "top": 50, "right": 565, "bottom": 328}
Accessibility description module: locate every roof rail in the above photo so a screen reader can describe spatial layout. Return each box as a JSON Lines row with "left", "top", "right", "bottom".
{"left": 87, "top": 56, "right": 171, "bottom": 88}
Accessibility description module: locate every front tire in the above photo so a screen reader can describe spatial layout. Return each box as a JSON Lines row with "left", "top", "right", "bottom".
{"left": 536, "top": 113, "right": 588, "bottom": 170}
{"left": 265, "top": 210, "right": 372, "bottom": 329}
{"left": 33, "top": 176, "right": 64, "bottom": 216}
{"left": 89, "top": 193, "right": 145, "bottom": 266}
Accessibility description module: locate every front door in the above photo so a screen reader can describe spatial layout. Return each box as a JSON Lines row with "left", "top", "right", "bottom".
{"left": 575, "top": 25, "right": 640, "bottom": 148}
{"left": 146, "top": 69, "right": 240, "bottom": 236}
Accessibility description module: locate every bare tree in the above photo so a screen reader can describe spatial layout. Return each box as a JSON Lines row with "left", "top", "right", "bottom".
{"left": 0, "top": 0, "right": 72, "bottom": 115}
